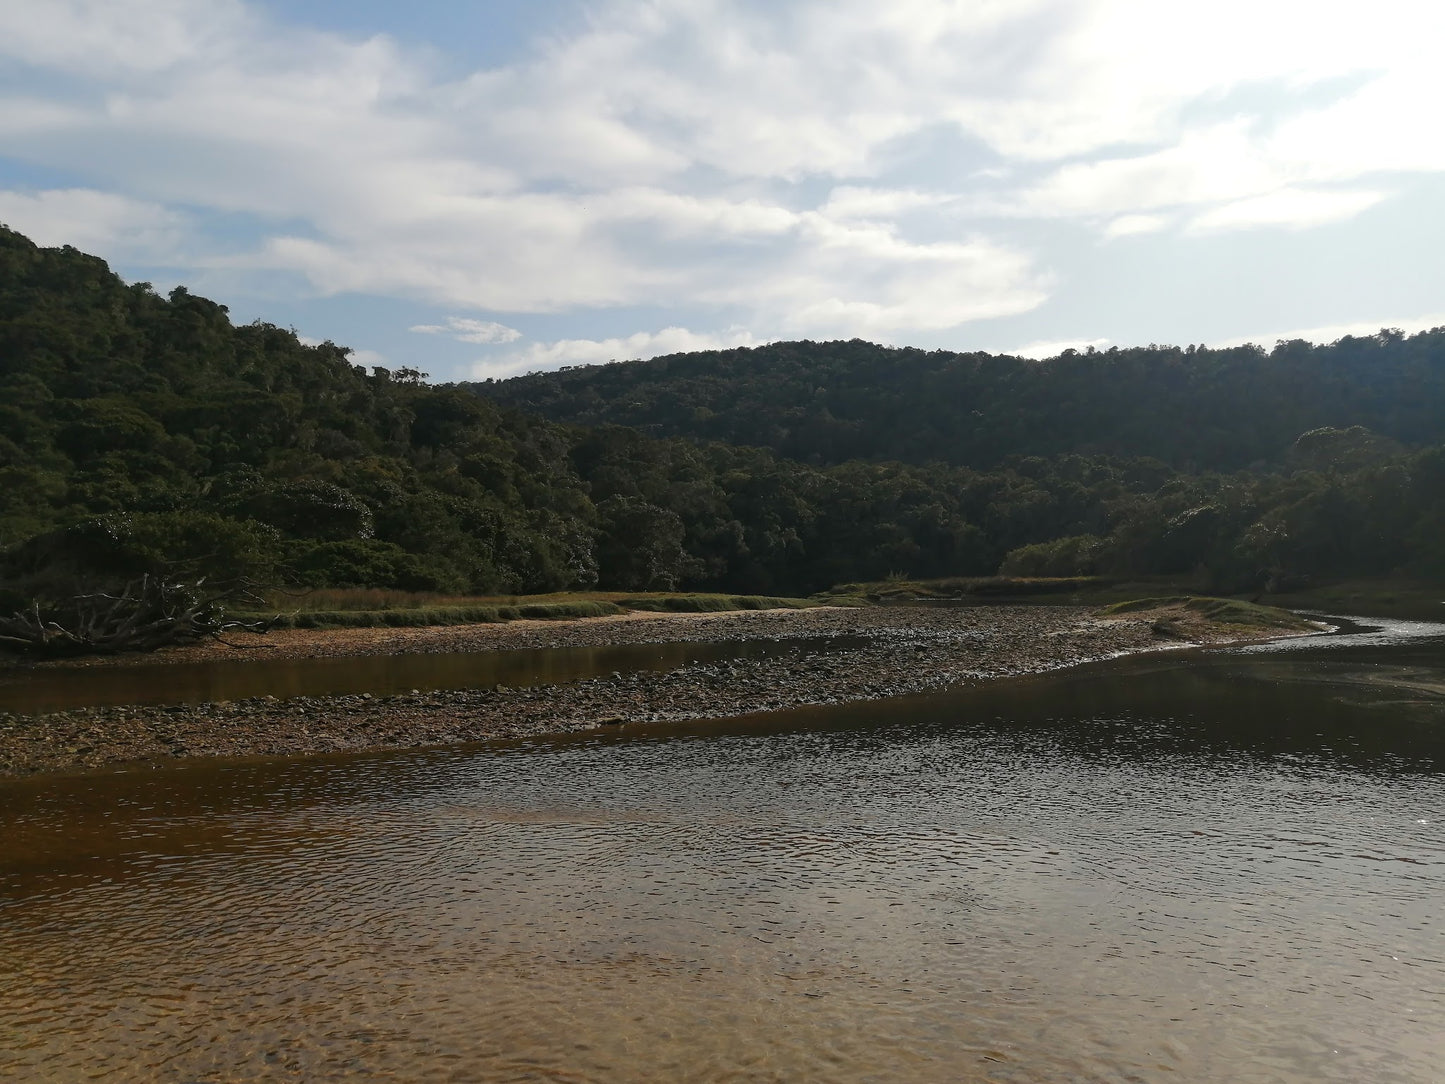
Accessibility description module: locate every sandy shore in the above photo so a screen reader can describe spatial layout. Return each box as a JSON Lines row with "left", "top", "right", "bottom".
{"left": 0, "top": 603, "right": 1317, "bottom": 778}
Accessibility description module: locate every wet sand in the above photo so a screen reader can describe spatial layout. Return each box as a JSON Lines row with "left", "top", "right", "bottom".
{"left": 0, "top": 604, "right": 1320, "bottom": 778}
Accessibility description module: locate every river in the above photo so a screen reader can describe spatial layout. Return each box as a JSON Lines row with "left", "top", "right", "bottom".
{"left": 2, "top": 616, "right": 1442, "bottom": 1082}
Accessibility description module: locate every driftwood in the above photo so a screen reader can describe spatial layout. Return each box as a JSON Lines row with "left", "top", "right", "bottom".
{"left": 0, "top": 575, "right": 272, "bottom": 656}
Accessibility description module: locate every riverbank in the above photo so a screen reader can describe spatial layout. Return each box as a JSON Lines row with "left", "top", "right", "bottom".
{"left": 0, "top": 602, "right": 1323, "bottom": 778}
{"left": 828, "top": 574, "right": 1445, "bottom": 621}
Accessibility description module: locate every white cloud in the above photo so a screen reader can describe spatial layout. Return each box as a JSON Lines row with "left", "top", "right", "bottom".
{"left": 819, "top": 186, "right": 956, "bottom": 221}
{"left": 409, "top": 317, "right": 522, "bottom": 344}
{"left": 0, "top": 187, "right": 190, "bottom": 261}
{"left": 1212, "top": 313, "right": 1445, "bottom": 350}
{"left": 347, "top": 348, "right": 390, "bottom": 370}
{"left": 1011, "top": 122, "right": 1283, "bottom": 220}
{"left": 1102, "top": 213, "right": 1168, "bottom": 240}
{"left": 744, "top": 218, "right": 1050, "bottom": 336}
{"left": 0, "top": 0, "right": 250, "bottom": 78}
{"left": 1006, "top": 336, "right": 1112, "bottom": 359}
{"left": 475, "top": 326, "right": 762, "bottom": 380}
{"left": 3, "top": 0, "right": 1444, "bottom": 354}
{"left": 1186, "top": 188, "right": 1385, "bottom": 234}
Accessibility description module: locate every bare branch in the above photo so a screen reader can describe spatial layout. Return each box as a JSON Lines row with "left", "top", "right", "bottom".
{"left": 0, "top": 576, "right": 276, "bottom": 657}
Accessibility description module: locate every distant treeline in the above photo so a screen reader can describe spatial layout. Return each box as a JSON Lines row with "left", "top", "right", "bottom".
{"left": 2, "top": 225, "right": 1443, "bottom": 618}
{"left": 472, "top": 334, "right": 1445, "bottom": 471}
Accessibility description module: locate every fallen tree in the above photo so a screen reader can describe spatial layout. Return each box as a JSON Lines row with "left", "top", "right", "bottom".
{"left": 0, "top": 574, "right": 272, "bottom": 657}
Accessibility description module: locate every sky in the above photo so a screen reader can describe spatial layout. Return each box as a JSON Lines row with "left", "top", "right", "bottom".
{"left": 1, "top": 0, "right": 1443, "bottom": 383}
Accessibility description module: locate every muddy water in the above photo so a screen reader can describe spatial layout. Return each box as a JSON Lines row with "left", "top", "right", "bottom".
{"left": 2, "top": 619, "right": 1443, "bottom": 1082}
{"left": 0, "top": 635, "right": 864, "bottom": 714}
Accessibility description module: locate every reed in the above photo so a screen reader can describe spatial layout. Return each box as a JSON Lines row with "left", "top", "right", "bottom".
{"left": 256, "top": 600, "right": 625, "bottom": 630}
{"left": 245, "top": 590, "right": 829, "bottom": 630}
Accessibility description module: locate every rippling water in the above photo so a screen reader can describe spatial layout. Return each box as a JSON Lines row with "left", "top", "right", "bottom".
{"left": 2, "top": 620, "right": 1444, "bottom": 1082}
{"left": 0, "top": 635, "right": 865, "bottom": 714}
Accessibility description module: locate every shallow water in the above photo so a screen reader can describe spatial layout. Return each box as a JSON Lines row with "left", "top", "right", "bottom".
{"left": 2, "top": 618, "right": 1443, "bottom": 1082}
{"left": 0, "top": 635, "right": 864, "bottom": 714}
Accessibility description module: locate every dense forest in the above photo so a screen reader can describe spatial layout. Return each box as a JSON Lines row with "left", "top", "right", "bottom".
{"left": 2, "top": 225, "right": 1443, "bottom": 632}
{"left": 474, "top": 335, "right": 1445, "bottom": 472}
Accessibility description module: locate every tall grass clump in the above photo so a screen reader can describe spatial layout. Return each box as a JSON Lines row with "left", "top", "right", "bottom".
{"left": 617, "top": 594, "right": 820, "bottom": 613}
{"left": 262, "top": 600, "right": 624, "bottom": 629}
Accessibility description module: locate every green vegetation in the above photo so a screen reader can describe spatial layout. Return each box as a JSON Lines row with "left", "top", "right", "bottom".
{"left": 474, "top": 335, "right": 1445, "bottom": 472}
{"left": 1, "top": 225, "right": 1442, "bottom": 653}
{"left": 614, "top": 594, "right": 826, "bottom": 613}
{"left": 1101, "top": 596, "right": 1318, "bottom": 632}
{"left": 1092, "top": 595, "right": 1323, "bottom": 635}
{"left": 817, "top": 576, "right": 1104, "bottom": 602}
{"left": 237, "top": 588, "right": 826, "bottom": 630}
{"left": 260, "top": 600, "right": 625, "bottom": 630}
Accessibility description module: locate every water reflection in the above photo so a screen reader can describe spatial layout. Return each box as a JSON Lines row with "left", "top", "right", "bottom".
{"left": 2, "top": 621, "right": 1444, "bottom": 1081}
{"left": 0, "top": 634, "right": 864, "bottom": 714}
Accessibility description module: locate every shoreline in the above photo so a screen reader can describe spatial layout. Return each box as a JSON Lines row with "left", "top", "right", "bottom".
{"left": 0, "top": 604, "right": 1322, "bottom": 779}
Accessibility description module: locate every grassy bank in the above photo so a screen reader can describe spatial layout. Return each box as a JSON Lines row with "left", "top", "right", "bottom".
{"left": 819, "top": 574, "right": 1444, "bottom": 621}
{"left": 1100, "top": 596, "right": 1318, "bottom": 633}
{"left": 816, "top": 575, "right": 1105, "bottom": 604}
{"left": 243, "top": 590, "right": 831, "bottom": 630}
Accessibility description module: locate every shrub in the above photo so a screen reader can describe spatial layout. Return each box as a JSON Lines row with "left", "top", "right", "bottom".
{"left": 998, "top": 534, "right": 1105, "bottom": 578}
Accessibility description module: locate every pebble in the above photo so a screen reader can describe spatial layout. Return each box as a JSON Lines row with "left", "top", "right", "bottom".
{"left": 0, "top": 605, "right": 1297, "bottom": 778}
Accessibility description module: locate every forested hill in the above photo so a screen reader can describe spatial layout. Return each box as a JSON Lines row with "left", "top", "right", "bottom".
{"left": 3, "top": 224, "right": 1444, "bottom": 613}
{"left": 0, "top": 225, "right": 611, "bottom": 595}
{"left": 471, "top": 334, "right": 1445, "bottom": 471}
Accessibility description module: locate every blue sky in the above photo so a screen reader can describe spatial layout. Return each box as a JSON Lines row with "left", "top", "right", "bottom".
{"left": 2, "top": 0, "right": 1442, "bottom": 382}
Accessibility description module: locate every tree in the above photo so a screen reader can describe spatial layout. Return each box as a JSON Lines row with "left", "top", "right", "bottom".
{"left": 595, "top": 497, "right": 701, "bottom": 590}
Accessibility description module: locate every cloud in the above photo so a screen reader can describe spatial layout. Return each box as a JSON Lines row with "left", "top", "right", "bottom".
{"left": 1006, "top": 336, "right": 1112, "bottom": 359}
{"left": 346, "top": 348, "right": 390, "bottom": 370}
{"left": 1185, "top": 188, "right": 1385, "bottom": 234}
{"left": 0, "top": 0, "right": 251, "bottom": 78}
{"left": 1102, "top": 213, "right": 1168, "bottom": 239}
{"left": 474, "top": 326, "right": 762, "bottom": 380}
{"left": 1011, "top": 122, "right": 1283, "bottom": 220}
{"left": 0, "top": 187, "right": 191, "bottom": 261}
{"left": 3, "top": 0, "right": 1444, "bottom": 355}
{"left": 743, "top": 218, "right": 1050, "bottom": 337}
{"left": 819, "top": 186, "right": 956, "bottom": 221}
{"left": 409, "top": 317, "right": 521, "bottom": 344}
{"left": 1211, "top": 313, "right": 1445, "bottom": 350}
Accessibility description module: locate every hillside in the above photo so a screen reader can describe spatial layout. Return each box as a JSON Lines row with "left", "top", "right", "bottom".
{"left": 2, "top": 225, "right": 1443, "bottom": 627}
{"left": 471, "top": 334, "right": 1445, "bottom": 471}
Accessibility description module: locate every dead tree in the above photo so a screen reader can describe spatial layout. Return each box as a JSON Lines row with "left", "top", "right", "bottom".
{"left": 0, "top": 574, "right": 273, "bottom": 657}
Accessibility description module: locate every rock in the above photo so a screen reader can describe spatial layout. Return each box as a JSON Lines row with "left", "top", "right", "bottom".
{"left": 1151, "top": 618, "right": 1187, "bottom": 640}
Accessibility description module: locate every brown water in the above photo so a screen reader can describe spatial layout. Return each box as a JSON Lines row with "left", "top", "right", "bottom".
{"left": 2, "top": 619, "right": 1444, "bottom": 1082}
{"left": 0, "top": 635, "right": 864, "bottom": 714}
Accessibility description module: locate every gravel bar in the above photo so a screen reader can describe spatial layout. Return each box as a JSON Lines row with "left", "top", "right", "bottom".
{"left": 0, "top": 604, "right": 1307, "bottom": 778}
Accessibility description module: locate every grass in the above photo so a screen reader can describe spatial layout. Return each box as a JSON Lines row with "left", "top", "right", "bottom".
{"left": 242, "top": 575, "right": 1441, "bottom": 632}
{"left": 616, "top": 593, "right": 829, "bottom": 613}
{"left": 1100, "top": 596, "right": 1316, "bottom": 631}
{"left": 828, "top": 574, "right": 1443, "bottom": 621}
{"left": 261, "top": 587, "right": 611, "bottom": 612}
{"left": 1058, "top": 576, "right": 1444, "bottom": 620}
{"left": 242, "top": 588, "right": 832, "bottom": 630}
{"left": 251, "top": 600, "right": 626, "bottom": 630}
{"left": 816, "top": 575, "right": 1106, "bottom": 602}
